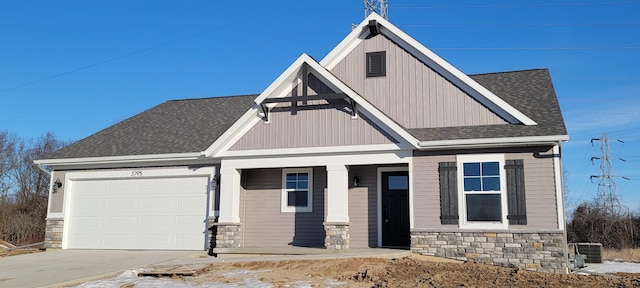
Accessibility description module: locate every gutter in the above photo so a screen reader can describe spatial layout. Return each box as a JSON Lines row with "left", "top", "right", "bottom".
{"left": 417, "top": 135, "right": 569, "bottom": 150}
{"left": 37, "top": 163, "right": 51, "bottom": 175}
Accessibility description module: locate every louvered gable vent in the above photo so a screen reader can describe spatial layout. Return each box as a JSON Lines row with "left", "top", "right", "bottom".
{"left": 366, "top": 51, "right": 386, "bottom": 77}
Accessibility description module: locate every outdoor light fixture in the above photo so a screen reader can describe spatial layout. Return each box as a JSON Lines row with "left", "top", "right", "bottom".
{"left": 52, "top": 179, "right": 62, "bottom": 193}
{"left": 353, "top": 176, "right": 360, "bottom": 187}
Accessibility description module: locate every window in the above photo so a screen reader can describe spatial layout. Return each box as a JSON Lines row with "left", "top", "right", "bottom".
{"left": 281, "top": 168, "right": 313, "bottom": 212}
{"left": 457, "top": 155, "right": 507, "bottom": 229}
{"left": 366, "top": 51, "right": 386, "bottom": 77}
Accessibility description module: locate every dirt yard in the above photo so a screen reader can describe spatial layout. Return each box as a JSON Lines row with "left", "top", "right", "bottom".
{"left": 0, "top": 248, "right": 41, "bottom": 257}
{"left": 190, "top": 256, "right": 640, "bottom": 287}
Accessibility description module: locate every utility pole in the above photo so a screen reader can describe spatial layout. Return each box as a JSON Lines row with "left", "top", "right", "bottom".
{"left": 590, "top": 132, "right": 629, "bottom": 216}
{"left": 364, "top": 0, "right": 389, "bottom": 19}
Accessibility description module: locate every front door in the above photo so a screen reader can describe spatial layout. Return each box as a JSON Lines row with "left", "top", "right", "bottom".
{"left": 381, "top": 171, "right": 410, "bottom": 247}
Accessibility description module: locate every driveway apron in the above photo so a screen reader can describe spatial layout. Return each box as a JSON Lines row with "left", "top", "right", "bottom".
{"left": 0, "top": 250, "right": 201, "bottom": 288}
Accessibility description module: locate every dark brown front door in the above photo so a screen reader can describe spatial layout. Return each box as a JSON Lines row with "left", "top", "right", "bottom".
{"left": 381, "top": 171, "right": 410, "bottom": 247}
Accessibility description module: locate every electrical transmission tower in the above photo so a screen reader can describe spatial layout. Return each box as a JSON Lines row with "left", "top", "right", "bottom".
{"left": 364, "top": 0, "right": 389, "bottom": 19}
{"left": 590, "top": 132, "right": 629, "bottom": 216}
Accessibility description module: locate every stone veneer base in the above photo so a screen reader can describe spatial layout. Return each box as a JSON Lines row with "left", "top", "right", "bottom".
{"left": 324, "top": 222, "right": 349, "bottom": 250}
{"left": 411, "top": 229, "right": 568, "bottom": 274}
{"left": 211, "top": 222, "right": 242, "bottom": 249}
{"left": 44, "top": 218, "right": 64, "bottom": 249}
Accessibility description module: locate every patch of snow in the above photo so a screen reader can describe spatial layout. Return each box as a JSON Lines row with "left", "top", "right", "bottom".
{"left": 581, "top": 261, "right": 640, "bottom": 274}
{"left": 74, "top": 270, "right": 271, "bottom": 288}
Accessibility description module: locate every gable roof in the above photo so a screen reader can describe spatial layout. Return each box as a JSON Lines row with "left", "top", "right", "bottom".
{"left": 322, "top": 13, "right": 538, "bottom": 126}
{"left": 48, "top": 95, "right": 257, "bottom": 159}
{"left": 411, "top": 69, "right": 568, "bottom": 147}
{"left": 202, "top": 53, "right": 420, "bottom": 158}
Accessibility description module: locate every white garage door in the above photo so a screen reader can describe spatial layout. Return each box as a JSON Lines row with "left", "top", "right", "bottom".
{"left": 66, "top": 176, "right": 209, "bottom": 250}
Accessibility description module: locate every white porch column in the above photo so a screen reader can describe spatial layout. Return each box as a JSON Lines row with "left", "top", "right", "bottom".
{"left": 218, "top": 167, "right": 241, "bottom": 223}
{"left": 326, "top": 164, "right": 349, "bottom": 223}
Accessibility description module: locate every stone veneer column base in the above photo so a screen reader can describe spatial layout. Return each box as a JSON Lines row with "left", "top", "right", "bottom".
{"left": 210, "top": 222, "right": 242, "bottom": 249}
{"left": 44, "top": 218, "right": 64, "bottom": 249}
{"left": 411, "top": 229, "right": 568, "bottom": 274}
{"left": 324, "top": 222, "right": 349, "bottom": 249}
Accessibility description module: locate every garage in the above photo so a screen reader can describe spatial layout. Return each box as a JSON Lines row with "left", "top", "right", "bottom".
{"left": 64, "top": 173, "right": 210, "bottom": 250}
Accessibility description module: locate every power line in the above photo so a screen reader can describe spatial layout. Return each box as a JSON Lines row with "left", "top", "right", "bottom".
{"left": 431, "top": 47, "right": 640, "bottom": 51}
{"left": 0, "top": 27, "right": 219, "bottom": 94}
{"left": 405, "top": 23, "right": 640, "bottom": 28}
{"left": 393, "top": 1, "right": 638, "bottom": 9}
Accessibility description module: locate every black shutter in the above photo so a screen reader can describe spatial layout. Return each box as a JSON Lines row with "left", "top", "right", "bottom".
{"left": 439, "top": 162, "right": 458, "bottom": 224}
{"left": 505, "top": 159, "right": 527, "bottom": 225}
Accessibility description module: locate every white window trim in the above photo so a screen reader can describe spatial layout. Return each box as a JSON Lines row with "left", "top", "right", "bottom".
{"left": 457, "top": 154, "right": 508, "bottom": 230}
{"left": 281, "top": 168, "right": 313, "bottom": 213}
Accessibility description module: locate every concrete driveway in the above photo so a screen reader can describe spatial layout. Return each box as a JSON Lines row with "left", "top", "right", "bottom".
{"left": 0, "top": 249, "right": 203, "bottom": 288}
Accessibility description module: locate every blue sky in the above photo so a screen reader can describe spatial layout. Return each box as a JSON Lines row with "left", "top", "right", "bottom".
{"left": 1, "top": 1, "right": 639, "bottom": 212}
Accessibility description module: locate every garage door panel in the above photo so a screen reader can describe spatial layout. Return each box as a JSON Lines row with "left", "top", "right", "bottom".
{"left": 140, "top": 197, "right": 175, "bottom": 209}
{"left": 108, "top": 179, "right": 142, "bottom": 191}
{"left": 104, "top": 216, "right": 139, "bottom": 230}
{"left": 67, "top": 175, "right": 208, "bottom": 250}
{"left": 177, "top": 196, "right": 205, "bottom": 210}
{"left": 143, "top": 178, "right": 178, "bottom": 191}
{"left": 105, "top": 198, "right": 139, "bottom": 210}
{"left": 103, "top": 235, "right": 137, "bottom": 248}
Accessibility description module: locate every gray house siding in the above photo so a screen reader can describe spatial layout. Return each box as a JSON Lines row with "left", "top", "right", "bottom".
{"left": 412, "top": 147, "right": 559, "bottom": 230}
{"left": 241, "top": 167, "right": 326, "bottom": 247}
{"left": 331, "top": 34, "right": 508, "bottom": 129}
{"left": 348, "top": 165, "right": 378, "bottom": 248}
{"left": 229, "top": 99, "right": 397, "bottom": 151}
{"left": 48, "top": 170, "right": 66, "bottom": 213}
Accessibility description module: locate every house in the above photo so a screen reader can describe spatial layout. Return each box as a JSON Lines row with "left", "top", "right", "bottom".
{"left": 35, "top": 14, "right": 569, "bottom": 273}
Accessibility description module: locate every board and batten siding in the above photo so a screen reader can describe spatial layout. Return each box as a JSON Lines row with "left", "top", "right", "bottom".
{"left": 241, "top": 167, "right": 326, "bottom": 247}
{"left": 412, "top": 148, "right": 559, "bottom": 230}
{"left": 229, "top": 99, "right": 397, "bottom": 151}
{"left": 348, "top": 165, "right": 378, "bottom": 248}
{"left": 331, "top": 34, "right": 508, "bottom": 129}
{"left": 48, "top": 171, "right": 67, "bottom": 213}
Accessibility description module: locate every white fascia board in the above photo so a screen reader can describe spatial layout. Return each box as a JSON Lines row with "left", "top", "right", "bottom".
{"left": 34, "top": 152, "right": 205, "bottom": 167}
{"left": 418, "top": 135, "right": 569, "bottom": 150}
{"left": 220, "top": 144, "right": 405, "bottom": 158}
{"left": 203, "top": 104, "right": 262, "bottom": 157}
{"left": 253, "top": 54, "right": 308, "bottom": 105}
{"left": 321, "top": 13, "right": 537, "bottom": 126}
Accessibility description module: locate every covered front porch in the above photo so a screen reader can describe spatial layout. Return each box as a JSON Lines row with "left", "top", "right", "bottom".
{"left": 210, "top": 151, "right": 412, "bottom": 254}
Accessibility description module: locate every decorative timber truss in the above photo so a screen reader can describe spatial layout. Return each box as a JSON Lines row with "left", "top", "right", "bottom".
{"left": 258, "top": 63, "right": 356, "bottom": 122}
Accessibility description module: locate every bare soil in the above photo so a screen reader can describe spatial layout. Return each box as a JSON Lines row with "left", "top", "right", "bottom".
{"left": 190, "top": 256, "right": 640, "bottom": 287}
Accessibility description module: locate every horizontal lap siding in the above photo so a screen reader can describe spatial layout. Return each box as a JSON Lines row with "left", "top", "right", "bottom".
{"left": 412, "top": 148, "right": 559, "bottom": 230}
{"left": 242, "top": 167, "right": 326, "bottom": 247}
{"left": 506, "top": 152, "right": 558, "bottom": 230}
{"left": 330, "top": 34, "right": 507, "bottom": 129}
{"left": 412, "top": 152, "right": 456, "bottom": 229}
{"left": 348, "top": 166, "right": 378, "bottom": 248}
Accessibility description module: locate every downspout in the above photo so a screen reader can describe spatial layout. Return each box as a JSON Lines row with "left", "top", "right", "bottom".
{"left": 557, "top": 141, "right": 570, "bottom": 273}
{"left": 37, "top": 163, "right": 52, "bottom": 175}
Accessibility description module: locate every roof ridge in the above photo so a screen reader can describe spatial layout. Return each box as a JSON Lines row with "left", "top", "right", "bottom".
{"left": 166, "top": 94, "right": 259, "bottom": 103}
{"left": 470, "top": 68, "right": 548, "bottom": 77}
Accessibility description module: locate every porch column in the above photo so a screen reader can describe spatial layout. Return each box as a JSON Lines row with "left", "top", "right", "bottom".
{"left": 218, "top": 167, "right": 241, "bottom": 223}
{"left": 214, "top": 167, "right": 241, "bottom": 250}
{"left": 324, "top": 164, "right": 350, "bottom": 249}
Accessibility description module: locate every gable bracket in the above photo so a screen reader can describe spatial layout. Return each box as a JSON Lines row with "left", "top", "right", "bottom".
{"left": 259, "top": 103, "right": 269, "bottom": 122}
{"left": 349, "top": 98, "right": 357, "bottom": 117}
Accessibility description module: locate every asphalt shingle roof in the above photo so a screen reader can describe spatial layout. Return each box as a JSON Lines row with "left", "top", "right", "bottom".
{"left": 406, "top": 69, "right": 567, "bottom": 141}
{"left": 50, "top": 95, "right": 257, "bottom": 159}
{"left": 46, "top": 69, "right": 567, "bottom": 160}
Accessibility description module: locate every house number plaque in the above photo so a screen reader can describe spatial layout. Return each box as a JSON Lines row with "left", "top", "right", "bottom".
{"left": 131, "top": 170, "right": 143, "bottom": 177}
